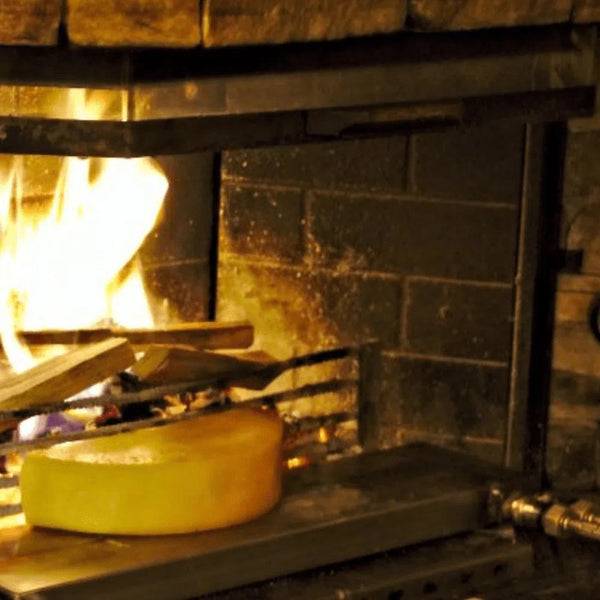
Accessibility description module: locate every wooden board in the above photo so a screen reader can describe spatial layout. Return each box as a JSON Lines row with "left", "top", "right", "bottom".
{"left": 67, "top": 0, "right": 201, "bottom": 47}
{"left": 0, "top": 0, "right": 62, "bottom": 45}
{"left": 0, "top": 445, "right": 517, "bottom": 600}
{"left": 13, "top": 321, "right": 254, "bottom": 351}
{"left": 132, "top": 347, "right": 277, "bottom": 389}
{"left": 408, "top": 0, "right": 572, "bottom": 30}
{"left": 202, "top": 0, "right": 406, "bottom": 47}
{"left": 0, "top": 338, "right": 134, "bottom": 412}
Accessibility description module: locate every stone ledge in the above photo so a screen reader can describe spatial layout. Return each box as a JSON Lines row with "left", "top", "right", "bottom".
{"left": 202, "top": 0, "right": 407, "bottom": 47}
{"left": 408, "top": 0, "right": 573, "bottom": 31}
{"left": 0, "top": 0, "right": 597, "bottom": 49}
{"left": 0, "top": 0, "right": 62, "bottom": 45}
{"left": 67, "top": 0, "right": 201, "bottom": 47}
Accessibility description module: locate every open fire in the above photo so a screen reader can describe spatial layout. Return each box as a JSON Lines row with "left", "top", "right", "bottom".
{"left": 0, "top": 90, "right": 169, "bottom": 374}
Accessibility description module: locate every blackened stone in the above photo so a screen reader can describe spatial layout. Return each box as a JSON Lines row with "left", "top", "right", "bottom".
{"left": 310, "top": 191, "right": 518, "bottom": 282}
{"left": 143, "top": 260, "right": 210, "bottom": 323}
{"left": 223, "top": 137, "right": 408, "bottom": 193}
{"left": 411, "top": 122, "right": 525, "bottom": 205}
{"left": 140, "top": 154, "right": 214, "bottom": 268}
{"left": 381, "top": 354, "right": 509, "bottom": 439}
{"left": 220, "top": 184, "right": 304, "bottom": 263}
{"left": 404, "top": 279, "right": 514, "bottom": 361}
{"left": 216, "top": 260, "right": 401, "bottom": 350}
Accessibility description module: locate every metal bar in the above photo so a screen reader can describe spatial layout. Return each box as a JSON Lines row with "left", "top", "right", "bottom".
{"left": 504, "top": 125, "right": 544, "bottom": 471}
{"left": 522, "top": 124, "right": 568, "bottom": 486}
{"left": 0, "top": 345, "right": 357, "bottom": 421}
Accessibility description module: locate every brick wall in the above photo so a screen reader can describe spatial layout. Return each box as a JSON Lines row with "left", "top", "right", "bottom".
{"left": 218, "top": 122, "right": 525, "bottom": 462}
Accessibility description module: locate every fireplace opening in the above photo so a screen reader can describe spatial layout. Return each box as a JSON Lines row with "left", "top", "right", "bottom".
{"left": 0, "top": 7, "right": 595, "bottom": 598}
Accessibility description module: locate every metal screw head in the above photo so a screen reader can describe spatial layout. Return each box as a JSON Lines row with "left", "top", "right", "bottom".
{"left": 542, "top": 504, "right": 569, "bottom": 538}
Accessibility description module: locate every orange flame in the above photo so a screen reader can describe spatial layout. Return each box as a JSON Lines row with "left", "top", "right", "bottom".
{"left": 0, "top": 91, "right": 168, "bottom": 373}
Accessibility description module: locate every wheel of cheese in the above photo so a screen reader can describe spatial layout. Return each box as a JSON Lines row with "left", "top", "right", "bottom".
{"left": 20, "top": 408, "right": 283, "bottom": 535}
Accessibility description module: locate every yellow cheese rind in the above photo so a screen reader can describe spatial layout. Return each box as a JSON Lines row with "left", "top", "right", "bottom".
{"left": 20, "top": 409, "right": 283, "bottom": 535}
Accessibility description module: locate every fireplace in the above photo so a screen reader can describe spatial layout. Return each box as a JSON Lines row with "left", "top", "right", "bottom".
{"left": 0, "top": 2, "right": 598, "bottom": 598}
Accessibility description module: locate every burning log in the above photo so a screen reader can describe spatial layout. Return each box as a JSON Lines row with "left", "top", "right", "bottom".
{"left": 8, "top": 321, "right": 254, "bottom": 351}
{"left": 0, "top": 338, "right": 134, "bottom": 413}
{"left": 131, "top": 347, "right": 277, "bottom": 389}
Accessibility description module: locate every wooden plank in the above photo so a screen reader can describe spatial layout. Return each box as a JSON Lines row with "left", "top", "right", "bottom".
{"left": 0, "top": 338, "right": 134, "bottom": 412}
{"left": 0, "top": 0, "right": 62, "bottom": 45}
{"left": 202, "top": 0, "right": 406, "bottom": 47}
{"left": 131, "top": 347, "right": 277, "bottom": 389}
{"left": 67, "top": 0, "right": 201, "bottom": 48}
{"left": 408, "top": 0, "right": 572, "bottom": 30}
{"left": 12, "top": 321, "right": 254, "bottom": 350}
{"left": 573, "top": 0, "right": 600, "bottom": 22}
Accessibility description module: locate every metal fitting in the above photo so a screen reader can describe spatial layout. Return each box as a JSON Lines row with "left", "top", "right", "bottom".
{"left": 542, "top": 504, "right": 569, "bottom": 538}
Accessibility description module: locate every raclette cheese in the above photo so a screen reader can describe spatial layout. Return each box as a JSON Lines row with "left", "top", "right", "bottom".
{"left": 20, "top": 408, "right": 283, "bottom": 535}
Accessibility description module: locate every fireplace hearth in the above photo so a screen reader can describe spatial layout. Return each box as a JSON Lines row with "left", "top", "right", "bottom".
{"left": 0, "top": 2, "right": 597, "bottom": 598}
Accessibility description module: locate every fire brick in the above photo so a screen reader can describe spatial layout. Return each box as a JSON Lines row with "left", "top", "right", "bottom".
{"left": 403, "top": 279, "right": 514, "bottom": 362}
{"left": 381, "top": 354, "right": 509, "bottom": 439}
{"left": 139, "top": 155, "right": 214, "bottom": 268}
{"left": 220, "top": 184, "right": 305, "bottom": 264}
{"left": 216, "top": 262, "right": 401, "bottom": 349}
{"left": 410, "top": 122, "right": 525, "bottom": 205}
{"left": 143, "top": 261, "right": 210, "bottom": 323}
{"left": 223, "top": 137, "right": 408, "bottom": 193}
{"left": 309, "top": 191, "right": 518, "bottom": 282}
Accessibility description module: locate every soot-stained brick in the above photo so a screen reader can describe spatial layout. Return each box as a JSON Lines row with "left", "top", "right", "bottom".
{"left": 310, "top": 192, "right": 518, "bottom": 282}
{"left": 411, "top": 122, "right": 524, "bottom": 205}
{"left": 220, "top": 184, "right": 304, "bottom": 263}
{"left": 143, "top": 260, "right": 210, "bottom": 323}
{"left": 381, "top": 354, "right": 509, "bottom": 439}
{"left": 140, "top": 154, "right": 214, "bottom": 267}
{"left": 404, "top": 279, "right": 514, "bottom": 361}
{"left": 223, "top": 137, "right": 408, "bottom": 192}
{"left": 217, "top": 261, "right": 401, "bottom": 350}
{"left": 547, "top": 423, "right": 598, "bottom": 491}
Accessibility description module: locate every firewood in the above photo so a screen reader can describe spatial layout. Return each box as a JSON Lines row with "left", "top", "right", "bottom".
{"left": 131, "top": 347, "right": 278, "bottom": 390}
{"left": 12, "top": 321, "right": 254, "bottom": 351}
{"left": 0, "top": 338, "right": 135, "bottom": 413}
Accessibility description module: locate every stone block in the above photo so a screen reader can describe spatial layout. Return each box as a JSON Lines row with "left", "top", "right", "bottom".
{"left": 223, "top": 137, "right": 408, "bottom": 193}
{"left": 0, "top": 0, "right": 61, "bottom": 45}
{"left": 404, "top": 279, "right": 514, "bottom": 362}
{"left": 143, "top": 260, "right": 210, "bottom": 323}
{"left": 67, "top": 0, "right": 201, "bottom": 47}
{"left": 220, "top": 184, "right": 305, "bottom": 264}
{"left": 381, "top": 353, "right": 509, "bottom": 438}
{"left": 310, "top": 191, "right": 518, "bottom": 282}
{"left": 203, "top": 0, "right": 406, "bottom": 47}
{"left": 408, "top": 0, "right": 572, "bottom": 30}
{"left": 216, "top": 261, "right": 401, "bottom": 352}
{"left": 573, "top": 0, "right": 600, "bottom": 22}
{"left": 410, "top": 122, "right": 525, "bottom": 205}
{"left": 139, "top": 154, "right": 214, "bottom": 268}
